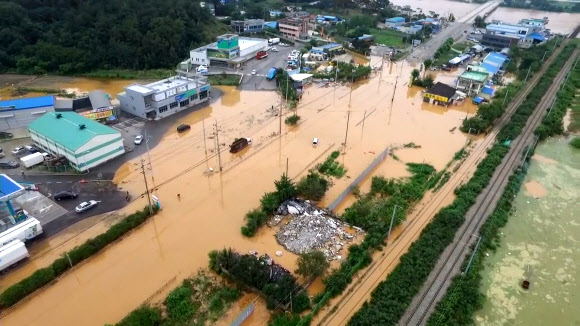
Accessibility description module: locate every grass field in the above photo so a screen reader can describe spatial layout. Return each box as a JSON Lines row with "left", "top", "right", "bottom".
{"left": 370, "top": 28, "right": 406, "bottom": 48}
{"left": 208, "top": 74, "right": 240, "bottom": 86}
{"left": 433, "top": 41, "right": 474, "bottom": 66}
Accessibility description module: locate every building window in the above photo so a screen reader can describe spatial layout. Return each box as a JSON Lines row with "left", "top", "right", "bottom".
{"left": 170, "top": 101, "right": 178, "bottom": 109}
{"left": 159, "top": 106, "right": 168, "bottom": 113}
{"left": 199, "top": 90, "right": 208, "bottom": 100}
{"left": 190, "top": 94, "right": 198, "bottom": 101}
{"left": 180, "top": 99, "right": 190, "bottom": 107}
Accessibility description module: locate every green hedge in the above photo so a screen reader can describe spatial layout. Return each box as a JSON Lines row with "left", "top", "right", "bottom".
{"left": 344, "top": 42, "right": 576, "bottom": 326}
{"left": 0, "top": 206, "right": 158, "bottom": 309}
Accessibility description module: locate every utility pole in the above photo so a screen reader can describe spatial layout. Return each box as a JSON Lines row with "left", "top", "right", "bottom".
{"left": 333, "top": 67, "right": 339, "bottom": 108}
{"left": 464, "top": 236, "right": 482, "bottom": 275}
{"left": 524, "top": 66, "right": 532, "bottom": 83}
{"left": 202, "top": 117, "right": 208, "bottom": 156}
{"left": 214, "top": 122, "right": 223, "bottom": 172}
{"left": 344, "top": 110, "right": 351, "bottom": 146}
{"left": 140, "top": 158, "right": 153, "bottom": 215}
{"left": 387, "top": 204, "right": 399, "bottom": 241}
{"left": 502, "top": 89, "right": 509, "bottom": 105}
{"left": 541, "top": 50, "right": 547, "bottom": 61}
{"left": 144, "top": 130, "right": 156, "bottom": 193}
{"left": 285, "top": 72, "right": 289, "bottom": 107}
{"left": 278, "top": 105, "right": 282, "bottom": 135}
{"left": 286, "top": 157, "right": 289, "bottom": 176}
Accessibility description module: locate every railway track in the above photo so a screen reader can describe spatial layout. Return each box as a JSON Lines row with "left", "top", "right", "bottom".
{"left": 400, "top": 48, "right": 579, "bottom": 326}
{"left": 314, "top": 40, "right": 570, "bottom": 326}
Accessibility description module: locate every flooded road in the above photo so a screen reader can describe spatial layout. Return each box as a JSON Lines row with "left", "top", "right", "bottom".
{"left": 390, "top": 0, "right": 579, "bottom": 34}
{"left": 475, "top": 137, "right": 580, "bottom": 325}
{"left": 1, "top": 59, "right": 472, "bottom": 326}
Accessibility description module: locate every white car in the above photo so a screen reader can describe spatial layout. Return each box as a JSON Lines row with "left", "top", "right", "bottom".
{"left": 11, "top": 147, "right": 25, "bottom": 155}
{"left": 271, "top": 47, "right": 279, "bottom": 52}
{"left": 251, "top": 69, "right": 257, "bottom": 75}
{"left": 134, "top": 135, "right": 144, "bottom": 145}
{"left": 75, "top": 200, "right": 98, "bottom": 213}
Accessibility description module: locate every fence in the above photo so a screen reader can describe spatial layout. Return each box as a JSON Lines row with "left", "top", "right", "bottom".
{"left": 229, "top": 302, "right": 255, "bottom": 326}
{"left": 327, "top": 146, "right": 390, "bottom": 212}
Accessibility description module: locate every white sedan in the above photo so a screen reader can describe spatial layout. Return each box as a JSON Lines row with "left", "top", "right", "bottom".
{"left": 251, "top": 69, "right": 257, "bottom": 75}
{"left": 75, "top": 200, "right": 98, "bottom": 213}
{"left": 134, "top": 135, "right": 144, "bottom": 145}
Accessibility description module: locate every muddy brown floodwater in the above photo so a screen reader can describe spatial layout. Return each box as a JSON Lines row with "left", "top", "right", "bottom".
{"left": 0, "top": 58, "right": 473, "bottom": 326}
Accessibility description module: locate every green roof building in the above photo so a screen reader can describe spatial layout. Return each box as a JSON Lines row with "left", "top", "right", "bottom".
{"left": 28, "top": 112, "right": 124, "bottom": 171}
{"left": 456, "top": 71, "right": 488, "bottom": 97}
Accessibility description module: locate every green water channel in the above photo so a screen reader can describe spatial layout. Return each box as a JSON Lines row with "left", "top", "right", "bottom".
{"left": 474, "top": 136, "right": 580, "bottom": 325}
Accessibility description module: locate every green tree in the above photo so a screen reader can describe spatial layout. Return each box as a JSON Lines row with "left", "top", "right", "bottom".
{"left": 411, "top": 69, "right": 420, "bottom": 84}
{"left": 423, "top": 59, "right": 432, "bottom": 77}
{"left": 474, "top": 15, "right": 486, "bottom": 28}
{"left": 295, "top": 251, "right": 330, "bottom": 279}
{"left": 296, "top": 172, "right": 329, "bottom": 201}
{"left": 274, "top": 174, "right": 296, "bottom": 202}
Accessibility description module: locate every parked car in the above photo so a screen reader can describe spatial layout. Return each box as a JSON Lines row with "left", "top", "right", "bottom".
{"left": 271, "top": 47, "right": 279, "bottom": 52}
{"left": 25, "top": 145, "right": 38, "bottom": 153}
{"left": 251, "top": 69, "right": 257, "bottom": 75}
{"left": 0, "top": 161, "right": 20, "bottom": 169}
{"left": 0, "top": 131, "right": 13, "bottom": 139}
{"left": 75, "top": 200, "right": 98, "bottom": 213}
{"left": 11, "top": 147, "right": 26, "bottom": 155}
{"left": 0, "top": 148, "right": 3, "bottom": 158}
{"left": 177, "top": 124, "right": 191, "bottom": 133}
{"left": 54, "top": 191, "right": 78, "bottom": 201}
{"left": 134, "top": 135, "right": 144, "bottom": 145}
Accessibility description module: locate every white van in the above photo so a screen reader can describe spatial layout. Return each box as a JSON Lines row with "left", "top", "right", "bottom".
{"left": 0, "top": 240, "right": 29, "bottom": 273}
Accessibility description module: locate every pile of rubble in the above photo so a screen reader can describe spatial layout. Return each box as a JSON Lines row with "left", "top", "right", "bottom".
{"left": 272, "top": 200, "right": 363, "bottom": 260}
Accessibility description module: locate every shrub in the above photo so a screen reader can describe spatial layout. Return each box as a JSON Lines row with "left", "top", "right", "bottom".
{"left": 570, "top": 137, "right": 580, "bottom": 149}
{"left": 295, "top": 250, "right": 330, "bottom": 279}
{"left": 116, "top": 306, "right": 162, "bottom": 326}
{"left": 164, "top": 283, "right": 194, "bottom": 323}
{"left": 241, "top": 209, "right": 268, "bottom": 237}
{"left": 285, "top": 115, "right": 301, "bottom": 125}
{"left": 296, "top": 172, "right": 329, "bottom": 201}
{"left": 261, "top": 192, "right": 280, "bottom": 214}
{"left": 317, "top": 152, "right": 347, "bottom": 178}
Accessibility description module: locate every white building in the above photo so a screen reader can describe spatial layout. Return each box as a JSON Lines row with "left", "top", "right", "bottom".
{"left": 190, "top": 34, "right": 267, "bottom": 68}
{"left": 28, "top": 112, "right": 124, "bottom": 171}
{"left": 118, "top": 74, "right": 210, "bottom": 120}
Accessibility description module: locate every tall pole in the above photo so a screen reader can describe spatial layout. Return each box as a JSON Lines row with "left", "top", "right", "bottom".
{"left": 333, "top": 67, "right": 338, "bottom": 108}
{"left": 140, "top": 159, "right": 153, "bottom": 215}
{"left": 464, "top": 236, "right": 482, "bottom": 275}
{"left": 541, "top": 50, "right": 547, "bottom": 61}
{"left": 344, "top": 110, "right": 351, "bottom": 146}
{"left": 286, "top": 157, "right": 289, "bottom": 176}
{"left": 387, "top": 205, "right": 398, "bottom": 240}
{"left": 144, "top": 130, "right": 156, "bottom": 193}
{"left": 285, "top": 72, "right": 289, "bottom": 107}
{"left": 502, "top": 89, "right": 509, "bottom": 105}
{"left": 214, "top": 122, "right": 223, "bottom": 172}
{"left": 278, "top": 105, "right": 282, "bottom": 135}
{"left": 202, "top": 117, "right": 208, "bottom": 156}
{"left": 524, "top": 66, "right": 531, "bottom": 83}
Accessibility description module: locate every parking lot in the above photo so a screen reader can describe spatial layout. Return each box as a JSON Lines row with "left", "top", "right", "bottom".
{"left": 236, "top": 43, "right": 302, "bottom": 91}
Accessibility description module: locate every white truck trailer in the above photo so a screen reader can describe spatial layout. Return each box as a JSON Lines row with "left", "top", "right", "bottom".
{"left": 268, "top": 37, "right": 280, "bottom": 45}
{"left": 0, "top": 239, "right": 29, "bottom": 273}
{"left": 0, "top": 216, "right": 43, "bottom": 247}
{"left": 20, "top": 152, "right": 44, "bottom": 168}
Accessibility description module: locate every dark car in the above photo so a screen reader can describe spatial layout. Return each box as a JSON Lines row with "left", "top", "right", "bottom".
{"left": 54, "top": 191, "right": 78, "bottom": 201}
{"left": 177, "top": 124, "right": 191, "bottom": 133}
{"left": 0, "top": 131, "right": 13, "bottom": 139}
{"left": 0, "top": 161, "right": 20, "bottom": 169}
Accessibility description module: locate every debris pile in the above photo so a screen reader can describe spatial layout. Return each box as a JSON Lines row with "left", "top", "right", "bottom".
{"left": 272, "top": 200, "right": 363, "bottom": 260}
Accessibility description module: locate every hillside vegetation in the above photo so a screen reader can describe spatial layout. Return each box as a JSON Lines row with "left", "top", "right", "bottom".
{"left": 0, "top": 0, "right": 227, "bottom": 74}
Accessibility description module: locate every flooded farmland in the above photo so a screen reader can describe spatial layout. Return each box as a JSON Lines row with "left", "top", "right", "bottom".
{"left": 0, "top": 58, "right": 475, "bottom": 326}
{"left": 475, "top": 137, "right": 580, "bottom": 325}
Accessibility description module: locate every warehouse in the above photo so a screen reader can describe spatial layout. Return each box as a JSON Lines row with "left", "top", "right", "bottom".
{"left": 189, "top": 34, "right": 268, "bottom": 68}
{"left": 0, "top": 96, "right": 55, "bottom": 132}
{"left": 28, "top": 112, "right": 124, "bottom": 172}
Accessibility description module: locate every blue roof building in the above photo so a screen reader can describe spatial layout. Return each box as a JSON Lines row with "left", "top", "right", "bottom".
{"left": 385, "top": 17, "right": 405, "bottom": 28}
{"left": 481, "top": 52, "right": 508, "bottom": 75}
{"left": 0, "top": 96, "right": 54, "bottom": 111}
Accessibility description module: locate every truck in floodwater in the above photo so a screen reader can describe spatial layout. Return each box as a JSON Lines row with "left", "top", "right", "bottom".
{"left": 229, "top": 138, "right": 251, "bottom": 153}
